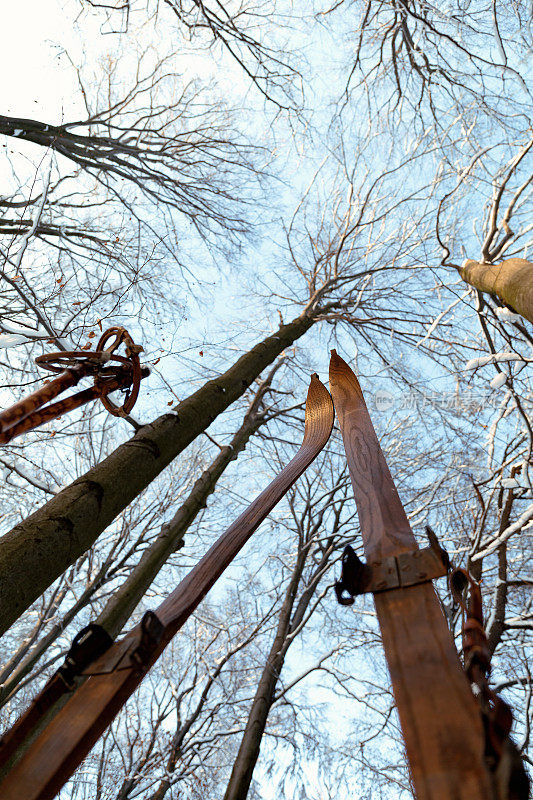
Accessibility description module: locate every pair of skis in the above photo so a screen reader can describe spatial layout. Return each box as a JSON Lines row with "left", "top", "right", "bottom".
{"left": 0, "top": 354, "right": 493, "bottom": 799}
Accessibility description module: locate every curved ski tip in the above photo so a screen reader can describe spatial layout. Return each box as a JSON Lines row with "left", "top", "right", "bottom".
{"left": 307, "top": 372, "right": 331, "bottom": 406}
{"left": 304, "top": 373, "right": 334, "bottom": 445}
{"left": 329, "top": 348, "right": 350, "bottom": 374}
{"left": 328, "top": 349, "right": 364, "bottom": 398}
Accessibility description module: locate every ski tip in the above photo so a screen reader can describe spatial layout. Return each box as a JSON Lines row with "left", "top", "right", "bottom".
{"left": 307, "top": 372, "right": 329, "bottom": 399}
{"left": 304, "top": 373, "right": 334, "bottom": 441}
{"left": 328, "top": 350, "right": 365, "bottom": 400}
{"left": 329, "top": 348, "right": 350, "bottom": 374}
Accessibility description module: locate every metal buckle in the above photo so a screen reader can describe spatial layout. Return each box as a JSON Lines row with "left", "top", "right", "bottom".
{"left": 335, "top": 526, "right": 450, "bottom": 605}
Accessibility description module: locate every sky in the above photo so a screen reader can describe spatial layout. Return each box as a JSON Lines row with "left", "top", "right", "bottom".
{"left": 1, "top": 1, "right": 82, "bottom": 120}
{"left": 1, "top": 0, "right": 526, "bottom": 494}
{"left": 2, "top": 5, "right": 532, "bottom": 797}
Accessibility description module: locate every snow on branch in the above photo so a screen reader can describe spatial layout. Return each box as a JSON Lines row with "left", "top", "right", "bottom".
{"left": 472, "top": 502, "right": 533, "bottom": 561}
{"left": 465, "top": 352, "right": 532, "bottom": 370}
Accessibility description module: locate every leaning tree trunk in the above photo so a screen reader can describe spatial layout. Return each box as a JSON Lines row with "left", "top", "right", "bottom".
{"left": 0, "top": 310, "right": 317, "bottom": 637}
{"left": 222, "top": 527, "right": 333, "bottom": 800}
{"left": 461, "top": 258, "right": 533, "bottom": 324}
{"left": 222, "top": 563, "right": 303, "bottom": 800}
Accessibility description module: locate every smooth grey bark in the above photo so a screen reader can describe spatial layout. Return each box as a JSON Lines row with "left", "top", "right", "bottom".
{"left": 486, "top": 487, "right": 514, "bottom": 657}
{"left": 0, "top": 310, "right": 316, "bottom": 637}
{"left": 222, "top": 570, "right": 302, "bottom": 800}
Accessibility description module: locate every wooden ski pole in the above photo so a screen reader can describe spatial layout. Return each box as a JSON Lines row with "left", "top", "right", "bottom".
{"left": 0, "top": 374, "right": 334, "bottom": 800}
{"left": 329, "top": 351, "right": 492, "bottom": 800}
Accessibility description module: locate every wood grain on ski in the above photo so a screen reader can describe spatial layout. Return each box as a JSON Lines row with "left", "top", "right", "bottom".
{"left": 329, "top": 350, "right": 491, "bottom": 800}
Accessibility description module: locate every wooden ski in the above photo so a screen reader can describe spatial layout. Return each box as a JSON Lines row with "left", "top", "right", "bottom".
{"left": 329, "top": 351, "right": 492, "bottom": 800}
{"left": 0, "top": 374, "right": 334, "bottom": 800}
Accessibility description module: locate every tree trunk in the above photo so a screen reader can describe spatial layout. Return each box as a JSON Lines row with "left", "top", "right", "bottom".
{"left": 0, "top": 311, "right": 315, "bottom": 637}
{"left": 223, "top": 565, "right": 301, "bottom": 800}
{"left": 486, "top": 487, "right": 514, "bottom": 657}
{"left": 222, "top": 524, "right": 343, "bottom": 800}
{"left": 461, "top": 258, "right": 533, "bottom": 324}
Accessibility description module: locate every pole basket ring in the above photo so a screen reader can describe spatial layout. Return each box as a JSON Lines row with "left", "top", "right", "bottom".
{"left": 35, "top": 351, "right": 112, "bottom": 374}
{"left": 97, "top": 327, "right": 143, "bottom": 416}
{"left": 35, "top": 327, "right": 144, "bottom": 418}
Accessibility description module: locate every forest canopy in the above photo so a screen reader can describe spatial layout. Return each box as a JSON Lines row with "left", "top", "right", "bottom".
{"left": 0, "top": 2, "right": 531, "bottom": 798}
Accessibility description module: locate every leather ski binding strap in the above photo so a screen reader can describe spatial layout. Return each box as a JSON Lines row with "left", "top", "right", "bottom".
{"left": 80, "top": 611, "right": 166, "bottom": 678}
{"left": 0, "top": 615, "right": 162, "bottom": 772}
{"left": 450, "top": 568, "right": 530, "bottom": 800}
{"left": 58, "top": 624, "right": 114, "bottom": 689}
{"left": 0, "top": 622, "right": 114, "bottom": 770}
{"left": 335, "top": 525, "right": 450, "bottom": 605}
